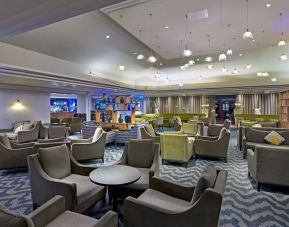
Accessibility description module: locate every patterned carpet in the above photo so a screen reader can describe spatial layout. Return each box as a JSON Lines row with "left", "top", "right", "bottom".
{"left": 1, "top": 128, "right": 289, "bottom": 226}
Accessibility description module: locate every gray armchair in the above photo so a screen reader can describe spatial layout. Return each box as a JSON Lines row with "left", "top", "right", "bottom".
{"left": 71, "top": 128, "right": 107, "bottom": 161}
{"left": 247, "top": 145, "right": 289, "bottom": 191}
{"left": 124, "top": 166, "right": 228, "bottom": 227}
{"left": 0, "top": 195, "right": 118, "bottom": 227}
{"left": 140, "top": 124, "right": 160, "bottom": 143}
{"left": 48, "top": 125, "right": 67, "bottom": 139}
{"left": 194, "top": 128, "right": 230, "bottom": 162}
{"left": 27, "top": 144, "right": 106, "bottom": 213}
{"left": 205, "top": 119, "right": 231, "bottom": 137}
{"left": 0, "top": 134, "right": 36, "bottom": 169}
{"left": 115, "top": 139, "right": 160, "bottom": 198}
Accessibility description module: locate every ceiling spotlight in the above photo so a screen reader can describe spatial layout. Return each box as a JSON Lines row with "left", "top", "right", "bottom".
{"left": 106, "top": 35, "right": 110, "bottom": 39}
{"left": 136, "top": 54, "right": 145, "bottom": 60}
{"left": 219, "top": 53, "right": 227, "bottom": 61}
{"left": 147, "top": 55, "right": 157, "bottom": 63}
{"left": 266, "top": 3, "right": 271, "bottom": 8}
{"left": 118, "top": 64, "right": 125, "bottom": 71}
{"left": 243, "top": 31, "right": 254, "bottom": 40}
{"left": 160, "top": 63, "right": 163, "bottom": 66}
{"left": 179, "top": 82, "right": 184, "bottom": 87}
{"left": 188, "top": 60, "right": 195, "bottom": 65}
{"left": 164, "top": 25, "right": 169, "bottom": 29}
{"left": 184, "top": 64, "right": 189, "bottom": 68}
{"left": 179, "top": 65, "right": 185, "bottom": 70}
{"left": 183, "top": 49, "right": 193, "bottom": 57}
{"left": 232, "top": 69, "right": 239, "bottom": 74}
{"left": 239, "top": 53, "right": 243, "bottom": 56}
{"left": 256, "top": 72, "right": 263, "bottom": 76}
{"left": 278, "top": 40, "right": 286, "bottom": 47}
{"left": 252, "top": 39, "right": 256, "bottom": 42}
{"left": 257, "top": 72, "right": 269, "bottom": 77}
{"left": 196, "top": 59, "right": 200, "bottom": 61}
{"left": 279, "top": 54, "right": 288, "bottom": 61}
{"left": 271, "top": 77, "right": 277, "bottom": 82}
{"left": 227, "top": 49, "right": 233, "bottom": 55}
{"left": 246, "top": 64, "right": 252, "bottom": 69}
{"left": 221, "top": 66, "right": 227, "bottom": 72}
{"left": 204, "top": 56, "right": 213, "bottom": 62}
{"left": 207, "top": 65, "right": 213, "bottom": 70}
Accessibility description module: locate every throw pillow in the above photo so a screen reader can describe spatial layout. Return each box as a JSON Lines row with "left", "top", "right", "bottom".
{"left": 92, "top": 128, "right": 103, "bottom": 142}
{"left": 264, "top": 131, "right": 285, "bottom": 146}
{"left": 191, "top": 166, "right": 217, "bottom": 204}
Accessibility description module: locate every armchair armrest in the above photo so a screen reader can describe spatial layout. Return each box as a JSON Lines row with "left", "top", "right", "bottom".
{"left": 70, "top": 138, "right": 92, "bottom": 144}
{"left": 29, "top": 195, "right": 66, "bottom": 227}
{"left": 149, "top": 144, "right": 160, "bottom": 181}
{"left": 115, "top": 143, "right": 127, "bottom": 165}
{"left": 94, "top": 211, "right": 118, "bottom": 227}
{"left": 195, "top": 135, "right": 218, "bottom": 141}
{"left": 11, "top": 141, "right": 35, "bottom": 149}
{"left": 150, "top": 176, "right": 194, "bottom": 201}
{"left": 69, "top": 153, "right": 96, "bottom": 176}
{"left": 155, "top": 131, "right": 161, "bottom": 136}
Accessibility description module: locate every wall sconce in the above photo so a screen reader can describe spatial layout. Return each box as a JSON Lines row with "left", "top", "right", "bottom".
{"left": 11, "top": 99, "right": 25, "bottom": 111}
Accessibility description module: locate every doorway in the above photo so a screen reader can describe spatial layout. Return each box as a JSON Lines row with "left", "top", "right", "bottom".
{"left": 215, "top": 95, "right": 236, "bottom": 124}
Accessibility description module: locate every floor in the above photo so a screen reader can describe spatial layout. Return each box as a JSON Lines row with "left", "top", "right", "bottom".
{"left": 0, "top": 128, "right": 289, "bottom": 226}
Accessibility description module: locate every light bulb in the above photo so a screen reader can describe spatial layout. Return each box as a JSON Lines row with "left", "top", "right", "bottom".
{"left": 221, "top": 66, "right": 227, "bottom": 72}
{"left": 279, "top": 54, "right": 288, "bottom": 61}
{"left": 147, "top": 55, "right": 157, "bottom": 63}
{"left": 243, "top": 31, "right": 254, "bottom": 40}
{"left": 278, "top": 40, "right": 286, "bottom": 47}
{"left": 246, "top": 64, "right": 252, "bottom": 69}
{"left": 207, "top": 65, "right": 213, "bottom": 70}
{"left": 179, "top": 82, "right": 184, "bottom": 86}
{"left": 188, "top": 60, "right": 195, "bottom": 65}
{"left": 184, "top": 64, "right": 189, "bottom": 68}
{"left": 136, "top": 54, "right": 145, "bottom": 60}
{"left": 227, "top": 49, "right": 233, "bottom": 55}
{"left": 183, "top": 49, "right": 193, "bottom": 57}
{"left": 219, "top": 53, "right": 227, "bottom": 61}
{"left": 232, "top": 69, "right": 239, "bottom": 74}
{"left": 179, "top": 66, "right": 185, "bottom": 70}
{"left": 118, "top": 64, "right": 125, "bottom": 71}
{"left": 271, "top": 77, "right": 277, "bottom": 82}
{"left": 204, "top": 56, "right": 213, "bottom": 62}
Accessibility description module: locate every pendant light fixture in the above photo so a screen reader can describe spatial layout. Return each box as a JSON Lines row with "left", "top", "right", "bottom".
{"left": 278, "top": 13, "right": 286, "bottom": 47}
{"left": 226, "top": 24, "right": 233, "bottom": 55}
{"left": 147, "top": 13, "right": 157, "bottom": 63}
{"left": 205, "top": 35, "right": 214, "bottom": 62}
{"left": 183, "top": 15, "right": 192, "bottom": 57}
{"left": 219, "top": 0, "right": 227, "bottom": 61}
{"left": 243, "top": 0, "right": 254, "bottom": 40}
{"left": 136, "top": 29, "right": 145, "bottom": 60}
{"left": 118, "top": 15, "right": 126, "bottom": 70}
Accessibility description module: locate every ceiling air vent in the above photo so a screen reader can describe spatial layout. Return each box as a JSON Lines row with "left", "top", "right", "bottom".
{"left": 187, "top": 9, "right": 208, "bottom": 21}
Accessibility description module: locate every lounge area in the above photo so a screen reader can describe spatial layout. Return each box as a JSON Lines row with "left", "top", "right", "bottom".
{"left": 1, "top": 1, "right": 289, "bottom": 227}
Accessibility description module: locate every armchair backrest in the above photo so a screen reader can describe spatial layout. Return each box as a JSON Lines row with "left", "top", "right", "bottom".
{"left": 180, "top": 123, "right": 198, "bottom": 135}
{"left": 144, "top": 124, "right": 155, "bottom": 137}
{"left": 223, "top": 119, "right": 231, "bottom": 129}
{"left": 126, "top": 139, "right": 155, "bottom": 168}
{"left": 71, "top": 117, "right": 81, "bottom": 124}
{"left": 48, "top": 125, "right": 66, "bottom": 139}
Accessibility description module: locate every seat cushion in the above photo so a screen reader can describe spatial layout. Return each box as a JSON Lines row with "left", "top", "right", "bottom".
{"left": 264, "top": 131, "right": 285, "bottom": 145}
{"left": 144, "top": 125, "right": 155, "bottom": 137}
{"left": 0, "top": 135, "right": 11, "bottom": 149}
{"left": 92, "top": 128, "right": 102, "bottom": 143}
{"left": 0, "top": 204, "right": 28, "bottom": 227}
{"left": 120, "top": 168, "right": 149, "bottom": 191}
{"left": 127, "top": 139, "right": 154, "bottom": 168}
{"left": 191, "top": 166, "right": 217, "bottom": 204}
{"left": 138, "top": 189, "right": 190, "bottom": 212}
{"left": 62, "top": 174, "right": 105, "bottom": 206}
{"left": 39, "top": 144, "right": 71, "bottom": 179}
{"left": 46, "top": 211, "right": 98, "bottom": 227}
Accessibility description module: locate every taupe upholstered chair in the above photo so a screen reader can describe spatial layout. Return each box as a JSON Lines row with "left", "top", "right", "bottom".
{"left": 247, "top": 145, "right": 289, "bottom": 191}
{"left": 205, "top": 119, "right": 231, "bottom": 137}
{"left": 71, "top": 128, "right": 107, "bottom": 161}
{"left": 16, "top": 121, "right": 40, "bottom": 143}
{"left": 140, "top": 124, "right": 160, "bottom": 143}
{"left": 27, "top": 144, "right": 106, "bottom": 213}
{"left": 0, "top": 195, "right": 118, "bottom": 227}
{"left": 48, "top": 125, "right": 67, "bottom": 139}
{"left": 124, "top": 166, "right": 228, "bottom": 227}
{"left": 194, "top": 128, "right": 230, "bottom": 162}
{"left": 0, "top": 134, "right": 36, "bottom": 170}
{"left": 70, "top": 117, "right": 82, "bottom": 134}
{"left": 115, "top": 139, "right": 160, "bottom": 198}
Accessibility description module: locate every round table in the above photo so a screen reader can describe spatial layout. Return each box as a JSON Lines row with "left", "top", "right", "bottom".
{"left": 89, "top": 165, "right": 141, "bottom": 212}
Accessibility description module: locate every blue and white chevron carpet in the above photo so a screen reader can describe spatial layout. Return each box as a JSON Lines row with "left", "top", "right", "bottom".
{"left": 0, "top": 128, "right": 289, "bottom": 226}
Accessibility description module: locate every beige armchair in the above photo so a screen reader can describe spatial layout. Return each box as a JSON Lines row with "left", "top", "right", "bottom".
{"left": 124, "top": 166, "right": 228, "bottom": 227}
{"left": 48, "top": 125, "right": 67, "bottom": 139}
{"left": 194, "top": 128, "right": 230, "bottom": 162}
{"left": 70, "top": 117, "right": 82, "bottom": 134}
{"left": 0, "top": 134, "right": 36, "bottom": 170}
{"left": 160, "top": 133, "right": 194, "bottom": 166}
{"left": 0, "top": 195, "right": 118, "bottom": 227}
{"left": 205, "top": 119, "right": 231, "bottom": 137}
{"left": 71, "top": 128, "right": 107, "bottom": 161}
{"left": 115, "top": 139, "right": 160, "bottom": 198}
{"left": 27, "top": 144, "right": 106, "bottom": 213}
{"left": 140, "top": 124, "right": 160, "bottom": 143}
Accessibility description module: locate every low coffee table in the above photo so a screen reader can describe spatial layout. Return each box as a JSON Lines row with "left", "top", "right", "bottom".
{"left": 89, "top": 165, "right": 141, "bottom": 212}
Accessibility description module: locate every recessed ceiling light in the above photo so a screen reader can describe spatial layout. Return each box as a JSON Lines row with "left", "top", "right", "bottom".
{"left": 227, "top": 49, "right": 233, "bottom": 55}
{"left": 204, "top": 56, "right": 213, "bottom": 62}
{"left": 106, "top": 35, "right": 110, "bottom": 39}
{"left": 221, "top": 66, "right": 227, "bottom": 72}
{"left": 207, "top": 65, "right": 213, "bottom": 69}
{"left": 188, "top": 60, "right": 195, "bottom": 65}
{"left": 183, "top": 49, "right": 193, "bottom": 57}
{"left": 278, "top": 40, "right": 286, "bottom": 47}
{"left": 118, "top": 64, "right": 125, "bottom": 71}
{"left": 196, "top": 58, "right": 200, "bottom": 61}
{"left": 246, "top": 64, "right": 252, "bottom": 69}
{"left": 271, "top": 77, "right": 277, "bottom": 82}
{"left": 252, "top": 39, "right": 256, "bottom": 42}
{"left": 179, "top": 82, "right": 184, "bottom": 87}
{"left": 219, "top": 53, "right": 227, "bottom": 61}
{"left": 160, "top": 63, "right": 163, "bottom": 66}
{"left": 164, "top": 25, "right": 169, "bottom": 29}
{"left": 136, "top": 54, "right": 145, "bottom": 60}
{"left": 257, "top": 72, "right": 269, "bottom": 77}
{"left": 239, "top": 53, "right": 243, "bottom": 56}
{"left": 232, "top": 69, "right": 239, "bottom": 74}
{"left": 147, "top": 55, "right": 157, "bottom": 63}
{"left": 266, "top": 3, "right": 271, "bottom": 8}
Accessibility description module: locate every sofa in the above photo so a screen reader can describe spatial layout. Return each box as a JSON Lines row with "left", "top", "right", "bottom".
{"left": 248, "top": 145, "right": 289, "bottom": 191}
{"left": 242, "top": 127, "right": 289, "bottom": 158}
{"left": 234, "top": 114, "right": 279, "bottom": 128}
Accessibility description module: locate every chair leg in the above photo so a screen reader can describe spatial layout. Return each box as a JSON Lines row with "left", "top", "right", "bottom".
{"left": 248, "top": 171, "right": 250, "bottom": 177}
{"left": 32, "top": 203, "right": 38, "bottom": 210}
{"left": 101, "top": 197, "right": 106, "bottom": 207}
{"left": 257, "top": 183, "right": 261, "bottom": 191}
{"left": 101, "top": 158, "right": 104, "bottom": 163}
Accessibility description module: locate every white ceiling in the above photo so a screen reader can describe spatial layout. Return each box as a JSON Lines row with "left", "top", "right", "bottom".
{"left": 1, "top": 0, "right": 289, "bottom": 94}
